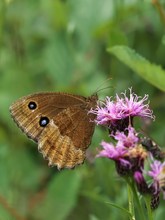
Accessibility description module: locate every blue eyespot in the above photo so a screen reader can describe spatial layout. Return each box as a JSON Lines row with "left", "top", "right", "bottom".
{"left": 39, "top": 117, "right": 49, "bottom": 127}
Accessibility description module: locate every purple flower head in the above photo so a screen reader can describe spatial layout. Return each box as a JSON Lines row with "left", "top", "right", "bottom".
{"left": 116, "top": 88, "right": 155, "bottom": 119}
{"left": 150, "top": 190, "right": 160, "bottom": 210}
{"left": 96, "top": 141, "right": 130, "bottom": 167}
{"left": 124, "top": 144, "right": 148, "bottom": 172}
{"left": 114, "top": 126, "right": 139, "bottom": 148}
{"left": 148, "top": 160, "right": 165, "bottom": 199}
{"left": 90, "top": 96, "right": 125, "bottom": 125}
{"left": 96, "top": 134, "right": 147, "bottom": 176}
{"left": 115, "top": 144, "right": 147, "bottom": 176}
{"left": 134, "top": 171, "right": 149, "bottom": 194}
{"left": 89, "top": 88, "right": 154, "bottom": 133}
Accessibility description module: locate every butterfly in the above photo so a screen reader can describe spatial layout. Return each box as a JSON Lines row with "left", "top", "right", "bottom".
{"left": 9, "top": 92, "right": 98, "bottom": 169}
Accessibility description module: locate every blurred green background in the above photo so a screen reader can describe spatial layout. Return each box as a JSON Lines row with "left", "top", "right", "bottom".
{"left": 1, "top": 0, "right": 165, "bottom": 219}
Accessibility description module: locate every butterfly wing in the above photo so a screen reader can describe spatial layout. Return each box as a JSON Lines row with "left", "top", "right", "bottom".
{"left": 9, "top": 92, "right": 87, "bottom": 142}
{"left": 10, "top": 92, "right": 97, "bottom": 169}
{"left": 38, "top": 106, "right": 96, "bottom": 169}
{"left": 38, "top": 118, "right": 86, "bottom": 169}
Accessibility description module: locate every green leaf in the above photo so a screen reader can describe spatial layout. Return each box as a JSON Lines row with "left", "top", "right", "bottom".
{"left": 107, "top": 46, "right": 165, "bottom": 91}
{"left": 82, "top": 190, "right": 133, "bottom": 219}
{"left": 34, "top": 170, "right": 82, "bottom": 220}
{"left": 105, "top": 202, "right": 133, "bottom": 218}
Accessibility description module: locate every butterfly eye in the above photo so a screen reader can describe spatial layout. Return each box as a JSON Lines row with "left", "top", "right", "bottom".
{"left": 39, "top": 117, "right": 49, "bottom": 127}
{"left": 28, "top": 101, "right": 37, "bottom": 110}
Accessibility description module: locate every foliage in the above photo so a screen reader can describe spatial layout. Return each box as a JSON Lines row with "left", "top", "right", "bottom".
{"left": 0, "top": 0, "right": 165, "bottom": 219}
{"left": 108, "top": 45, "right": 165, "bottom": 91}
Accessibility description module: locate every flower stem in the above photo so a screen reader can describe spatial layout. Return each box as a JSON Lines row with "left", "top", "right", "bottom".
{"left": 127, "top": 184, "right": 135, "bottom": 220}
{"left": 126, "top": 177, "right": 146, "bottom": 220}
{"left": 144, "top": 196, "right": 154, "bottom": 220}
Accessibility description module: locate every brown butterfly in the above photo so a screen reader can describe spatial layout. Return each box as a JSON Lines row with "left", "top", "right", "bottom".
{"left": 9, "top": 92, "right": 98, "bottom": 169}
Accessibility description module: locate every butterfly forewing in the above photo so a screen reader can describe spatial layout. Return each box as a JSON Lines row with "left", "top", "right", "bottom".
{"left": 10, "top": 93, "right": 90, "bottom": 141}
{"left": 10, "top": 92, "right": 98, "bottom": 169}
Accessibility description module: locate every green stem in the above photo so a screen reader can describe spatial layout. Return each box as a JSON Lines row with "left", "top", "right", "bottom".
{"left": 144, "top": 196, "right": 154, "bottom": 220}
{"left": 126, "top": 177, "right": 146, "bottom": 220}
{"left": 127, "top": 184, "right": 135, "bottom": 220}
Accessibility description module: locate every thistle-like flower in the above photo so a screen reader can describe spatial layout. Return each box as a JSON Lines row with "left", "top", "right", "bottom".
{"left": 114, "top": 126, "right": 139, "bottom": 148}
{"left": 90, "top": 88, "right": 154, "bottom": 133}
{"left": 133, "top": 171, "right": 149, "bottom": 194}
{"left": 91, "top": 88, "right": 165, "bottom": 212}
{"left": 148, "top": 160, "right": 165, "bottom": 199}
{"left": 97, "top": 126, "right": 148, "bottom": 176}
{"left": 97, "top": 141, "right": 131, "bottom": 169}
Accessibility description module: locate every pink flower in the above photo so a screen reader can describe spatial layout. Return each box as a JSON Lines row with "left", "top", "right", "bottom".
{"left": 114, "top": 126, "right": 139, "bottom": 148}
{"left": 97, "top": 141, "right": 130, "bottom": 167}
{"left": 90, "top": 88, "right": 154, "bottom": 129}
{"left": 134, "top": 171, "right": 149, "bottom": 194}
{"left": 148, "top": 160, "right": 165, "bottom": 199}
{"left": 96, "top": 127, "right": 147, "bottom": 176}
{"left": 116, "top": 88, "right": 154, "bottom": 119}
{"left": 90, "top": 96, "right": 125, "bottom": 125}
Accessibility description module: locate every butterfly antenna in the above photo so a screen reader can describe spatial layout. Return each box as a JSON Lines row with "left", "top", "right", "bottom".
{"left": 95, "top": 86, "right": 113, "bottom": 94}
{"left": 93, "top": 77, "right": 112, "bottom": 94}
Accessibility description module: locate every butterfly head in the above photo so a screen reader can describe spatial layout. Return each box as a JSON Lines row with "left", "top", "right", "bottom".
{"left": 86, "top": 94, "right": 98, "bottom": 109}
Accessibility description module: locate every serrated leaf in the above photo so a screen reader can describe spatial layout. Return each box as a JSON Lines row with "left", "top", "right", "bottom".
{"left": 107, "top": 46, "right": 165, "bottom": 91}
